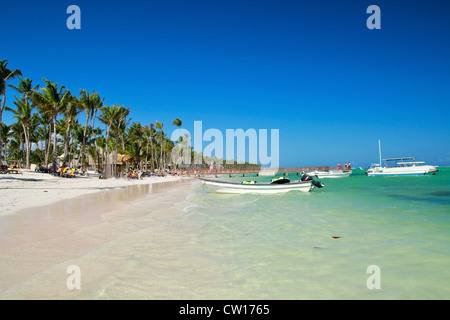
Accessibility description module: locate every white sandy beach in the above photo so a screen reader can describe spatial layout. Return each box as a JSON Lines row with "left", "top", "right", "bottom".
{"left": 0, "top": 171, "right": 203, "bottom": 299}
{"left": 0, "top": 170, "right": 184, "bottom": 217}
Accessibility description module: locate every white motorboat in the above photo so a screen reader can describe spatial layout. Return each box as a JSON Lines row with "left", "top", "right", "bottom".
{"left": 366, "top": 158, "right": 438, "bottom": 176}
{"left": 307, "top": 170, "right": 352, "bottom": 178}
{"left": 199, "top": 176, "right": 324, "bottom": 194}
{"left": 366, "top": 140, "right": 438, "bottom": 176}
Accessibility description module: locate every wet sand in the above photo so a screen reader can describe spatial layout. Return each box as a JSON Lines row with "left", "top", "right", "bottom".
{"left": 0, "top": 170, "right": 183, "bottom": 216}
{"left": 0, "top": 178, "right": 196, "bottom": 299}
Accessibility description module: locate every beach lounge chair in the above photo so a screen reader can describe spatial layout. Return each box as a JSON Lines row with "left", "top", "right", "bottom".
{"left": 141, "top": 170, "right": 152, "bottom": 177}
{"left": 61, "top": 167, "right": 76, "bottom": 178}
{"left": 126, "top": 170, "right": 142, "bottom": 180}
{"left": 8, "top": 165, "right": 22, "bottom": 174}
{"left": 0, "top": 160, "right": 8, "bottom": 174}
{"left": 35, "top": 165, "right": 50, "bottom": 173}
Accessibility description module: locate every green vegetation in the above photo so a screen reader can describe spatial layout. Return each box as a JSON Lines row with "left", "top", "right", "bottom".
{"left": 0, "top": 60, "right": 259, "bottom": 178}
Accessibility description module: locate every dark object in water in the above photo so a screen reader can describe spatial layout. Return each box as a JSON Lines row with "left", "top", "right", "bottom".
{"left": 300, "top": 172, "right": 324, "bottom": 188}
{"left": 332, "top": 236, "right": 341, "bottom": 239}
{"left": 429, "top": 191, "right": 450, "bottom": 197}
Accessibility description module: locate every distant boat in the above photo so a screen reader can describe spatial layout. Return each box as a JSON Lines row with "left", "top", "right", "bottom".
{"left": 307, "top": 169, "right": 352, "bottom": 178}
{"left": 199, "top": 175, "right": 324, "bottom": 194}
{"left": 366, "top": 158, "right": 438, "bottom": 176}
{"left": 366, "top": 140, "right": 438, "bottom": 176}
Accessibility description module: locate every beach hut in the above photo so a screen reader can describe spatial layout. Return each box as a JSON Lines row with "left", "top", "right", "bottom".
{"left": 117, "top": 154, "right": 132, "bottom": 164}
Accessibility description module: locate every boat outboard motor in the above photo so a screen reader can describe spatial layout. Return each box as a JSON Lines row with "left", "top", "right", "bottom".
{"left": 311, "top": 179, "right": 324, "bottom": 188}
{"left": 301, "top": 172, "right": 324, "bottom": 188}
{"left": 300, "top": 172, "right": 312, "bottom": 182}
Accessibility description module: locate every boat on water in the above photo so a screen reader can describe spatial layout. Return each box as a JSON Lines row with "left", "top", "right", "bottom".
{"left": 307, "top": 169, "right": 352, "bottom": 178}
{"left": 366, "top": 158, "right": 438, "bottom": 176}
{"left": 366, "top": 140, "right": 438, "bottom": 176}
{"left": 199, "top": 175, "right": 324, "bottom": 194}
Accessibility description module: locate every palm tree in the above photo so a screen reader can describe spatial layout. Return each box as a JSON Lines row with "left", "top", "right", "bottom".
{"left": 0, "top": 60, "right": 22, "bottom": 159}
{"left": 61, "top": 95, "right": 81, "bottom": 165}
{"left": 0, "top": 122, "right": 11, "bottom": 158}
{"left": 127, "top": 121, "right": 145, "bottom": 170}
{"left": 8, "top": 121, "right": 24, "bottom": 160}
{"left": 9, "top": 77, "right": 39, "bottom": 101}
{"left": 162, "top": 137, "right": 175, "bottom": 170}
{"left": 98, "top": 105, "right": 123, "bottom": 178}
{"left": 96, "top": 134, "right": 111, "bottom": 176}
{"left": 92, "top": 127, "right": 103, "bottom": 172}
{"left": 8, "top": 77, "right": 39, "bottom": 168}
{"left": 155, "top": 121, "right": 164, "bottom": 171}
{"left": 112, "top": 105, "right": 130, "bottom": 175}
{"left": 172, "top": 118, "right": 182, "bottom": 142}
{"left": 31, "top": 79, "right": 70, "bottom": 173}
{"left": 35, "top": 112, "right": 52, "bottom": 166}
{"left": 5, "top": 96, "right": 36, "bottom": 169}
{"left": 28, "top": 113, "right": 41, "bottom": 163}
{"left": 142, "top": 125, "right": 153, "bottom": 171}
{"left": 98, "top": 105, "right": 113, "bottom": 178}
{"left": 79, "top": 89, "right": 103, "bottom": 168}
{"left": 149, "top": 123, "right": 157, "bottom": 170}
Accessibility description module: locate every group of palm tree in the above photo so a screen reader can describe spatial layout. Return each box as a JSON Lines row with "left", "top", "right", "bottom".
{"left": 0, "top": 59, "right": 185, "bottom": 178}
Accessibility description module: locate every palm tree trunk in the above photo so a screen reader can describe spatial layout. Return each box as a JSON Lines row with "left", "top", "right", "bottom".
{"left": 151, "top": 138, "right": 155, "bottom": 171}
{"left": 81, "top": 113, "right": 89, "bottom": 168}
{"left": 0, "top": 98, "right": 5, "bottom": 160}
{"left": 160, "top": 134, "right": 163, "bottom": 171}
{"left": 114, "top": 135, "right": 119, "bottom": 178}
{"left": 138, "top": 138, "right": 142, "bottom": 170}
{"left": 104, "top": 126, "right": 110, "bottom": 178}
{"left": 45, "top": 121, "right": 51, "bottom": 166}
{"left": 90, "top": 108, "right": 99, "bottom": 167}
{"left": 64, "top": 120, "right": 72, "bottom": 165}
{"left": 0, "top": 136, "right": 2, "bottom": 160}
{"left": 28, "top": 132, "right": 33, "bottom": 168}
{"left": 163, "top": 148, "right": 166, "bottom": 171}
{"left": 145, "top": 138, "right": 149, "bottom": 171}
{"left": 52, "top": 113, "right": 58, "bottom": 173}
{"left": 95, "top": 140, "right": 100, "bottom": 173}
{"left": 24, "top": 125, "right": 30, "bottom": 169}
{"left": 21, "top": 137, "right": 25, "bottom": 163}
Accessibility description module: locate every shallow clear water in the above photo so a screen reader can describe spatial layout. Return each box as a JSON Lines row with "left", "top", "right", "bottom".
{"left": 178, "top": 168, "right": 450, "bottom": 299}
{"left": 2, "top": 169, "right": 449, "bottom": 299}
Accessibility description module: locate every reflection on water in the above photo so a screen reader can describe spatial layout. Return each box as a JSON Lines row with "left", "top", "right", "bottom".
{"left": 429, "top": 191, "right": 450, "bottom": 197}
{"left": 19, "top": 179, "right": 183, "bottom": 216}
{"left": 0, "top": 178, "right": 192, "bottom": 297}
{"left": 2, "top": 169, "right": 449, "bottom": 299}
{"left": 389, "top": 193, "right": 450, "bottom": 205}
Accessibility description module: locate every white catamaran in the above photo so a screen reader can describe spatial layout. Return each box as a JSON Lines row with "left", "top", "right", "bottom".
{"left": 366, "top": 140, "right": 438, "bottom": 176}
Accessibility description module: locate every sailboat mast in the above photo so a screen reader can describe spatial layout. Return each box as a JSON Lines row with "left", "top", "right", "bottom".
{"left": 378, "top": 139, "right": 382, "bottom": 166}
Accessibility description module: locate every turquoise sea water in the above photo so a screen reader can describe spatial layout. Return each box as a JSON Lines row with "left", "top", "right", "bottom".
{"left": 5, "top": 168, "right": 447, "bottom": 300}
{"left": 180, "top": 168, "right": 450, "bottom": 299}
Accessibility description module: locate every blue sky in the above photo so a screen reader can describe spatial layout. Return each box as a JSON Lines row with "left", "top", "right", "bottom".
{"left": 1, "top": 0, "right": 449, "bottom": 167}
